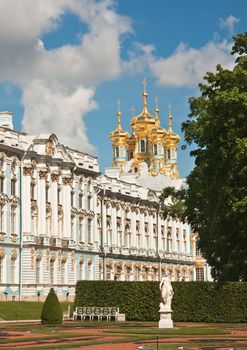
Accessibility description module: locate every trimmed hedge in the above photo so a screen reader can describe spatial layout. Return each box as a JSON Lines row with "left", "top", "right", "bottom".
{"left": 74, "top": 281, "right": 247, "bottom": 322}
{"left": 41, "top": 288, "right": 63, "bottom": 324}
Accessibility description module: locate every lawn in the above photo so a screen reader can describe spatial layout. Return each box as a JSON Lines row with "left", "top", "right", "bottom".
{"left": 0, "top": 322, "right": 246, "bottom": 350}
{"left": 0, "top": 301, "right": 72, "bottom": 320}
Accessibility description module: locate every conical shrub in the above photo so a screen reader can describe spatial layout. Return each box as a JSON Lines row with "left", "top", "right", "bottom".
{"left": 41, "top": 288, "right": 63, "bottom": 324}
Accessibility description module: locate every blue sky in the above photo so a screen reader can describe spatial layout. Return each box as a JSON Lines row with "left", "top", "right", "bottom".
{"left": 0, "top": 0, "right": 246, "bottom": 178}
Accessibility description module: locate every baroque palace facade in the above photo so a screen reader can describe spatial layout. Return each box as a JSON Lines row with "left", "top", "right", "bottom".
{"left": 0, "top": 84, "right": 210, "bottom": 301}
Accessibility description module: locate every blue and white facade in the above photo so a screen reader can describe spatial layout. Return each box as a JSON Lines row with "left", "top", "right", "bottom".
{"left": 0, "top": 111, "right": 209, "bottom": 301}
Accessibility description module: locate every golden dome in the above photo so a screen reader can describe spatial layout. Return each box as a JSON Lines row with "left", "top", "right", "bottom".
{"left": 164, "top": 112, "right": 180, "bottom": 145}
{"left": 109, "top": 98, "right": 129, "bottom": 144}
{"left": 150, "top": 102, "right": 167, "bottom": 141}
{"left": 130, "top": 79, "right": 156, "bottom": 132}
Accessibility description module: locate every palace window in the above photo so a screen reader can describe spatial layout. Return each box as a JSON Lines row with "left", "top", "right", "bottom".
{"left": 0, "top": 177, "right": 4, "bottom": 193}
{"left": 146, "top": 235, "right": 149, "bottom": 249}
{"left": 87, "top": 219, "right": 92, "bottom": 244}
{"left": 31, "top": 206, "right": 38, "bottom": 235}
{"left": 10, "top": 258, "right": 16, "bottom": 284}
{"left": 79, "top": 260, "right": 84, "bottom": 280}
{"left": 87, "top": 195, "right": 91, "bottom": 211}
{"left": 36, "top": 259, "right": 41, "bottom": 284}
{"left": 31, "top": 183, "right": 35, "bottom": 200}
{"left": 183, "top": 229, "right": 187, "bottom": 253}
{"left": 167, "top": 150, "right": 171, "bottom": 159}
{"left": 57, "top": 187, "right": 61, "bottom": 205}
{"left": 46, "top": 207, "right": 52, "bottom": 236}
{"left": 45, "top": 184, "right": 49, "bottom": 202}
{"left": 167, "top": 230, "right": 172, "bottom": 253}
{"left": 153, "top": 144, "right": 158, "bottom": 155}
{"left": 61, "top": 262, "right": 65, "bottom": 284}
{"left": 79, "top": 217, "right": 83, "bottom": 242}
{"left": 176, "top": 228, "right": 180, "bottom": 253}
{"left": 10, "top": 207, "right": 16, "bottom": 234}
{"left": 196, "top": 267, "right": 204, "bottom": 281}
{"left": 50, "top": 260, "right": 55, "bottom": 285}
{"left": 58, "top": 209, "right": 63, "bottom": 237}
{"left": 79, "top": 193, "right": 83, "bottom": 209}
{"left": 11, "top": 179, "right": 16, "bottom": 196}
{"left": 140, "top": 139, "right": 145, "bottom": 153}
{"left": 71, "top": 215, "right": 75, "bottom": 239}
{"left": 0, "top": 205, "right": 4, "bottom": 232}
{"left": 70, "top": 191, "right": 74, "bottom": 207}
{"left": 115, "top": 147, "right": 119, "bottom": 158}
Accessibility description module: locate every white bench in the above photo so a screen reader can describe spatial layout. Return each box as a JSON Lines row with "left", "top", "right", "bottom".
{"left": 73, "top": 306, "right": 125, "bottom": 322}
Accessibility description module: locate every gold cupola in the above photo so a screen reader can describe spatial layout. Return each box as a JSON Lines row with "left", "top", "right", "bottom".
{"left": 130, "top": 79, "right": 156, "bottom": 133}
{"left": 164, "top": 104, "right": 180, "bottom": 146}
{"left": 150, "top": 97, "right": 167, "bottom": 141}
{"left": 109, "top": 98, "right": 129, "bottom": 169}
{"left": 164, "top": 104, "right": 180, "bottom": 179}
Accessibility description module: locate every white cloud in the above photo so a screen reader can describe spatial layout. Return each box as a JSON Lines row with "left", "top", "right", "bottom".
{"left": 21, "top": 80, "right": 97, "bottom": 154}
{"left": 219, "top": 15, "right": 239, "bottom": 33}
{"left": 0, "top": 0, "right": 131, "bottom": 152}
{"left": 149, "top": 40, "right": 234, "bottom": 87}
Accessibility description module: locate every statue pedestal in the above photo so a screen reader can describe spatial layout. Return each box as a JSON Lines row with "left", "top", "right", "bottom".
{"left": 159, "top": 303, "right": 173, "bottom": 328}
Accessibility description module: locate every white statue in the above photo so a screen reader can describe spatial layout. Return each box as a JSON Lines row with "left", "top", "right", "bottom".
{"left": 159, "top": 276, "right": 174, "bottom": 311}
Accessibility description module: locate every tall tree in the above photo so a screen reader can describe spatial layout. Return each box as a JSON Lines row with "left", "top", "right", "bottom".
{"left": 160, "top": 33, "right": 247, "bottom": 281}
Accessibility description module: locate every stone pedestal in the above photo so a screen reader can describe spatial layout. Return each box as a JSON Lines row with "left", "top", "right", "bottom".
{"left": 158, "top": 303, "right": 173, "bottom": 328}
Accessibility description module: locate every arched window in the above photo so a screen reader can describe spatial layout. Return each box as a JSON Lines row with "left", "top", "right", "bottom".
{"left": 140, "top": 140, "right": 145, "bottom": 153}
{"left": 46, "top": 206, "right": 52, "bottom": 236}
{"left": 167, "top": 150, "right": 171, "bottom": 159}
{"left": 31, "top": 205, "right": 38, "bottom": 235}
{"left": 167, "top": 231, "right": 172, "bottom": 253}
{"left": 115, "top": 147, "right": 119, "bottom": 158}
{"left": 58, "top": 208, "right": 63, "bottom": 237}
{"left": 10, "top": 207, "right": 16, "bottom": 234}
{"left": 153, "top": 144, "right": 158, "bottom": 155}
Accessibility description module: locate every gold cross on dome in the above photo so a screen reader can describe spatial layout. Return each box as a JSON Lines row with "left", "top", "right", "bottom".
{"left": 117, "top": 97, "right": 121, "bottom": 113}
{"left": 168, "top": 102, "right": 172, "bottom": 115}
{"left": 143, "top": 78, "right": 147, "bottom": 93}
{"left": 155, "top": 96, "right": 159, "bottom": 109}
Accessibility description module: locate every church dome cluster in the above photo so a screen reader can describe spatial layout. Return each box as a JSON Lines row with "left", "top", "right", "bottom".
{"left": 109, "top": 80, "right": 180, "bottom": 179}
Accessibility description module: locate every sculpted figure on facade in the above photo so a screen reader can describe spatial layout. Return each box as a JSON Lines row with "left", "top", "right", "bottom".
{"left": 159, "top": 276, "right": 174, "bottom": 311}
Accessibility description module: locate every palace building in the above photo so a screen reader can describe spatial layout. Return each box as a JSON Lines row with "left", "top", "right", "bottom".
{"left": 0, "top": 83, "right": 210, "bottom": 301}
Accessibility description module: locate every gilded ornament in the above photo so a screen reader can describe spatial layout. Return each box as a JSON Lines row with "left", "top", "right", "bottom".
{"left": 45, "top": 141, "right": 55, "bottom": 156}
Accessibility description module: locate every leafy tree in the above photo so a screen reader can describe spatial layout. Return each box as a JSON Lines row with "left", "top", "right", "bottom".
{"left": 160, "top": 33, "right": 247, "bottom": 281}
{"left": 41, "top": 288, "right": 63, "bottom": 324}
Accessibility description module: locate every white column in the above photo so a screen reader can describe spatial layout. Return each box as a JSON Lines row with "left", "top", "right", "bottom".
{"left": 102, "top": 200, "right": 107, "bottom": 248}
{"left": 131, "top": 208, "right": 136, "bottom": 248}
{"left": 50, "top": 173, "right": 58, "bottom": 236}
{"left": 140, "top": 210, "right": 145, "bottom": 249}
{"left": 186, "top": 227, "right": 191, "bottom": 255}
{"left": 157, "top": 213, "right": 162, "bottom": 255}
{"left": 62, "top": 177, "right": 72, "bottom": 239}
{"left": 93, "top": 192, "right": 98, "bottom": 247}
{"left": 38, "top": 170, "right": 47, "bottom": 235}
{"left": 22, "top": 167, "right": 32, "bottom": 235}
{"left": 171, "top": 220, "right": 177, "bottom": 253}
{"left": 179, "top": 224, "right": 184, "bottom": 255}
{"left": 111, "top": 204, "right": 117, "bottom": 248}
{"left": 121, "top": 206, "right": 125, "bottom": 247}
{"left": 149, "top": 213, "right": 153, "bottom": 251}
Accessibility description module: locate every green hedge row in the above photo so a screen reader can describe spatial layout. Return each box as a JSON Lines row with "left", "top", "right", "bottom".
{"left": 74, "top": 281, "right": 247, "bottom": 322}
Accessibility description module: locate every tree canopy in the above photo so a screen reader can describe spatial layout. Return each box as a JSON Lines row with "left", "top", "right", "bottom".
{"left": 160, "top": 32, "right": 247, "bottom": 281}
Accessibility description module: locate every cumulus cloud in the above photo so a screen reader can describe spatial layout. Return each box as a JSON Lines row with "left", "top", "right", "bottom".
{"left": 149, "top": 40, "right": 234, "bottom": 87}
{"left": 0, "top": 0, "right": 131, "bottom": 153}
{"left": 219, "top": 15, "right": 239, "bottom": 33}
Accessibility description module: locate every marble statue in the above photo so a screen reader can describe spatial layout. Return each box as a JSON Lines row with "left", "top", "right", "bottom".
{"left": 159, "top": 276, "right": 174, "bottom": 328}
{"left": 159, "top": 276, "right": 174, "bottom": 311}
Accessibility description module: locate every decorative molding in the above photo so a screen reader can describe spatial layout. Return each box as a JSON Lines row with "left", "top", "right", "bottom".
{"left": 39, "top": 170, "right": 47, "bottom": 180}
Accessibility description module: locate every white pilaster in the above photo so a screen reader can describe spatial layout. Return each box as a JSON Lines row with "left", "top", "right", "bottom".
{"left": 62, "top": 177, "right": 72, "bottom": 239}
{"left": 38, "top": 170, "right": 47, "bottom": 235}
{"left": 22, "top": 167, "right": 32, "bottom": 235}
{"left": 50, "top": 174, "right": 58, "bottom": 236}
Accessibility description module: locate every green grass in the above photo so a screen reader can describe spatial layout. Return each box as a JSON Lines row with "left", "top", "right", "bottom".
{"left": 0, "top": 301, "right": 72, "bottom": 320}
{"left": 104, "top": 327, "right": 227, "bottom": 335}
